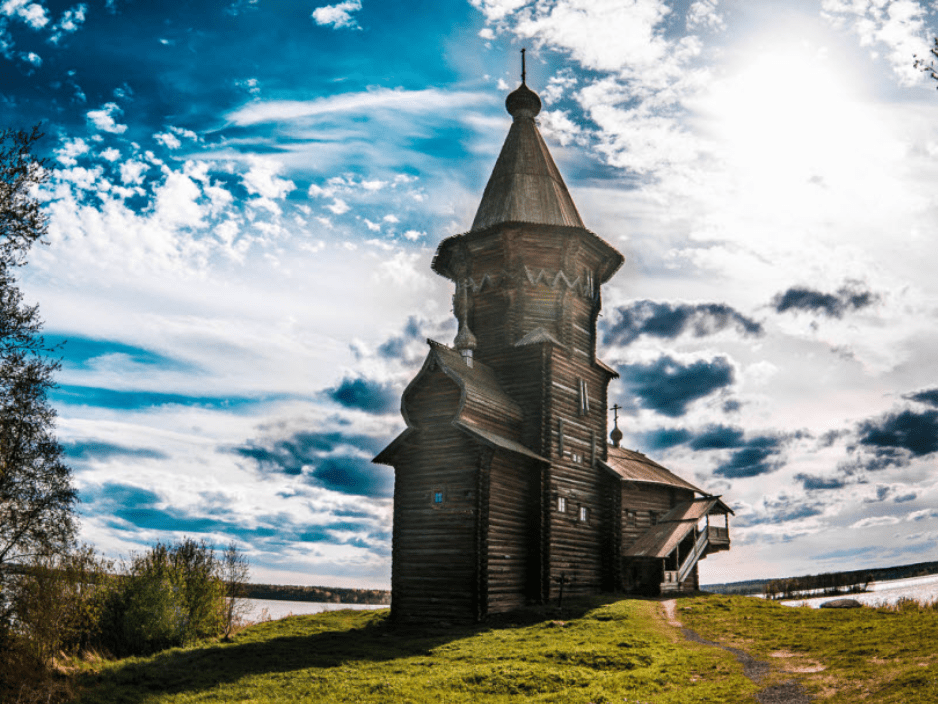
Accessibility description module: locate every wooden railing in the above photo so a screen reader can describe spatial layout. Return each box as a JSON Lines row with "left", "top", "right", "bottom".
{"left": 678, "top": 530, "right": 710, "bottom": 583}
{"left": 708, "top": 526, "right": 729, "bottom": 543}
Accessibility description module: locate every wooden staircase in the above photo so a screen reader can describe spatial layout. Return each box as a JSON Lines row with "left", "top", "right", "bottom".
{"left": 660, "top": 527, "right": 729, "bottom": 593}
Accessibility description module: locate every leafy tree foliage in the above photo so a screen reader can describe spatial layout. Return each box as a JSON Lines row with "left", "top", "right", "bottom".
{"left": 915, "top": 38, "right": 938, "bottom": 88}
{"left": 0, "top": 127, "right": 76, "bottom": 580}
{"left": 99, "top": 539, "right": 249, "bottom": 656}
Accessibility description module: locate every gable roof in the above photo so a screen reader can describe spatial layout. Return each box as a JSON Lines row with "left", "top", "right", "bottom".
{"left": 471, "top": 115, "right": 585, "bottom": 232}
{"left": 601, "top": 445, "right": 704, "bottom": 494}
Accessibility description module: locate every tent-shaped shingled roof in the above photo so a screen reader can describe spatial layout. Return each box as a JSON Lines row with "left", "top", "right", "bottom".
{"left": 470, "top": 82, "right": 585, "bottom": 232}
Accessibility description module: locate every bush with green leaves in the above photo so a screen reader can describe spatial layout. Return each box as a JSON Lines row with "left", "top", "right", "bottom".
{"left": 99, "top": 538, "right": 247, "bottom": 657}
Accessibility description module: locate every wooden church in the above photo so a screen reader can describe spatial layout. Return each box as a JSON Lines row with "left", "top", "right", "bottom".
{"left": 374, "top": 64, "right": 732, "bottom": 623}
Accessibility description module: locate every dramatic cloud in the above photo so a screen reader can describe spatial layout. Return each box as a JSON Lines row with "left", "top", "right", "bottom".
{"left": 323, "top": 377, "right": 398, "bottom": 414}
{"left": 62, "top": 440, "right": 168, "bottom": 462}
{"left": 603, "top": 300, "right": 762, "bottom": 346}
{"left": 795, "top": 473, "right": 847, "bottom": 491}
{"left": 856, "top": 408, "right": 938, "bottom": 460}
{"left": 905, "top": 388, "right": 938, "bottom": 408}
{"left": 640, "top": 423, "right": 793, "bottom": 478}
{"left": 617, "top": 355, "right": 734, "bottom": 417}
{"left": 772, "top": 284, "right": 879, "bottom": 319}
{"left": 737, "top": 494, "right": 825, "bottom": 527}
{"left": 233, "top": 430, "right": 392, "bottom": 497}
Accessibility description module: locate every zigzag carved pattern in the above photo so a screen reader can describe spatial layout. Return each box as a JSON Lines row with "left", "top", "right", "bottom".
{"left": 464, "top": 267, "right": 591, "bottom": 296}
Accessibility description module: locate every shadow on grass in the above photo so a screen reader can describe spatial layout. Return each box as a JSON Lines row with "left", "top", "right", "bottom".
{"left": 76, "top": 596, "right": 616, "bottom": 703}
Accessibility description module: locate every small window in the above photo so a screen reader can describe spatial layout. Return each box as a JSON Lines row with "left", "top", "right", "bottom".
{"left": 570, "top": 451, "right": 581, "bottom": 464}
{"left": 579, "top": 506, "right": 588, "bottom": 522}
{"left": 625, "top": 510, "right": 636, "bottom": 525}
{"left": 557, "top": 496, "right": 566, "bottom": 513}
{"left": 649, "top": 511, "right": 659, "bottom": 525}
{"left": 433, "top": 491, "right": 444, "bottom": 504}
{"left": 578, "top": 378, "right": 590, "bottom": 415}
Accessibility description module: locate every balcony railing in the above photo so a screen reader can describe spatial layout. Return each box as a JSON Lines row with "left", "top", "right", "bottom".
{"left": 708, "top": 526, "right": 729, "bottom": 543}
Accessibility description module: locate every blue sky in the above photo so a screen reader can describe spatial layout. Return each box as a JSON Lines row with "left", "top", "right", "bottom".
{"left": 3, "top": 0, "right": 938, "bottom": 588}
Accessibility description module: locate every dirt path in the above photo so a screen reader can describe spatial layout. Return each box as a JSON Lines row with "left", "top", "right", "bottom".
{"left": 660, "top": 599, "right": 813, "bottom": 704}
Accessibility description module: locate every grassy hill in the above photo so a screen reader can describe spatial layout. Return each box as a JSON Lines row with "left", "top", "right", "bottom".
{"left": 70, "top": 594, "right": 938, "bottom": 703}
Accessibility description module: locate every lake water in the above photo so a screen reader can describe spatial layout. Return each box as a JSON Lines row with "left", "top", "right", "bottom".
{"left": 243, "top": 598, "right": 388, "bottom": 623}
{"left": 779, "top": 573, "right": 938, "bottom": 609}
{"left": 242, "top": 573, "right": 938, "bottom": 620}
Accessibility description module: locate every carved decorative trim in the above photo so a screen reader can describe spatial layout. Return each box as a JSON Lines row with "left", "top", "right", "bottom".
{"left": 460, "top": 266, "right": 593, "bottom": 296}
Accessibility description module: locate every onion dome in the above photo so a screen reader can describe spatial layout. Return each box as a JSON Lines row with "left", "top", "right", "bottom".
{"left": 506, "top": 82, "right": 541, "bottom": 120}
{"left": 610, "top": 424, "right": 623, "bottom": 448}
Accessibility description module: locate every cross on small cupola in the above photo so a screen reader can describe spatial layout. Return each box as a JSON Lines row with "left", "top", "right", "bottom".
{"left": 505, "top": 48, "right": 541, "bottom": 120}
{"left": 609, "top": 403, "right": 623, "bottom": 448}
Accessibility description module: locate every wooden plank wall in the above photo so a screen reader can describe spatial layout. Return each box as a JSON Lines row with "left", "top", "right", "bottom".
{"left": 392, "top": 369, "right": 480, "bottom": 623}
{"left": 484, "top": 449, "right": 539, "bottom": 614}
{"left": 544, "top": 345, "right": 613, "bottom": 598}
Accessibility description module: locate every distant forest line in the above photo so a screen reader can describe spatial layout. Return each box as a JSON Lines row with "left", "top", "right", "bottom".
{"left": 244, "top": 583, "right": 390, "bottom": 604}
{"left": 704, "top": 560, "right": 938, "bottom": 597}
{"left": 249, "top": 560, "right": 938, "bottom": 604}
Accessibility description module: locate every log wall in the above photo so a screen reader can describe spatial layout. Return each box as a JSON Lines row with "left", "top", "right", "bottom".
{"left": 483, "top": 449, "right": 539, "bottom": 614}
{"left": 391, "top": 370, "right": 480, "bottom": 623}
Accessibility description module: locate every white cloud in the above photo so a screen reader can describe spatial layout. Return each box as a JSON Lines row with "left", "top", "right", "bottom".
{"left": 311, "top": 0, "right": 362, "bottom": 30}
{"left": 687, "top": 0, "right": 724, "bottom": 31}
{"left": 236, "top": 77, "right": 260, "bottom": 96}
{"left": 850, "top": 515, "right": 903, "bottom": 529}
{"left": 402, "top": 229, "right": 424, "bottom": 241}
{"left": 50, "top": 3, "right": 86, "bottom": 43}
{"left": 538, "top": 109, "right": 585, "bottom": 146}
{"left": 227, "top": 87, "right": 489, "bottom": 126}
{"left": 154, "top": 132, "right": 182, "bottom": 149}
{"left": 513, "top": 0, "right": 676, "bottom": 74}
{"left": 100, "top": 147, "right": 121, "bottom": 162}
{"left": 21, "top": 50, "right": 40, "bottom": 64}
{"left": 86, "top": 102, "right": 128, "bottom": 134}
{"left": 2, "top": 0, "right": 49, "bottom": 29}
{"left": 154, "top": 170, "right": 206, "bottom": 229}
{"left": 56, "top": 137, "right": 89, "bottom": 166}
{"left": 382, "top": 214, "right": 399, "bottom": 224}
{"left": 119, "top": 159, "right": 148, "bottom": 185}
{"left": 363, "top": 218, "right": 380, "bottom": 231}
{"left": 326, "top": 198, "right": 350, "bottom": 215}
{"left": 468, "top": 0, "right": 527, "bottom": 22}
{"left": 821, "top": 0, "right": 932, "bottom": 86}
{"left": 242, "top": 157, "right": 296, "bottom": 200}
{"left": 170, "top": 126, "right": 198, "bottom": 142}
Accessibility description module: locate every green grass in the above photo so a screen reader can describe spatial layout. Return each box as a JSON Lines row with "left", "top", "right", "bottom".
{"left": 72, "top": 597, "right": 755, "bottom": 704}
{"left": 677, "top": 593, "right": 938, "bottom": 703}
{"left": 71, "top": 594, "right": 938, "bottom": 703}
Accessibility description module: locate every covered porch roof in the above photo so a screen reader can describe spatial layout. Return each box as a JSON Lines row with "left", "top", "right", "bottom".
{"left": 622, "top": 497, "right": 733, "bottom": 559}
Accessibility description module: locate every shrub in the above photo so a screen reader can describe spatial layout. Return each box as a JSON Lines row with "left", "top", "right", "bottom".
{"left": 98, "top": 538, "right": 247, "bottom": 657}
{"left": 0, "top": 546, "right": 113, "bottom": 701}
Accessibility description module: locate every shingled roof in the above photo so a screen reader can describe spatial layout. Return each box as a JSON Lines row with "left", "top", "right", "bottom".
{"left": 601, "top": 445, "right": 704, "bottom": 494}
{"left": 470, "top": 84, "right": 585, "bottom": 232}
